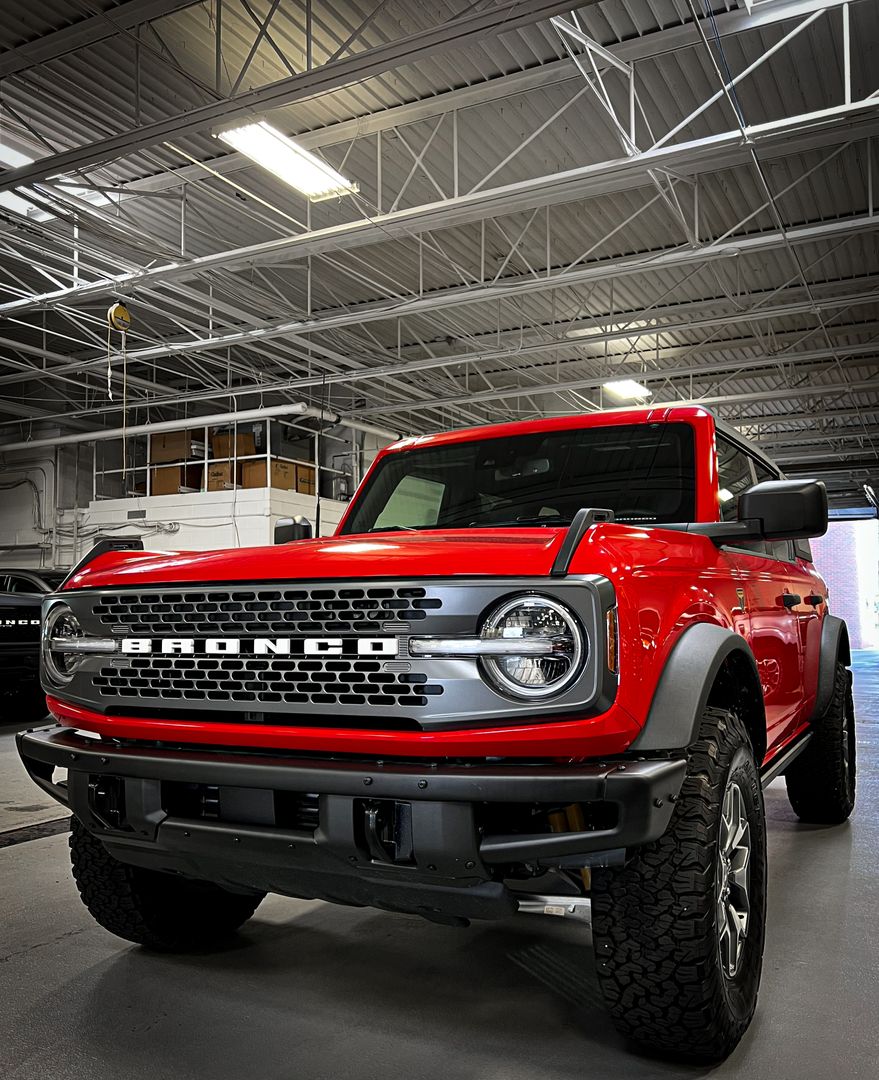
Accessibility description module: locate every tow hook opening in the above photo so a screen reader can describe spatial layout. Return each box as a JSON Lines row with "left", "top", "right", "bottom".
{"left": 88, "top": 774, "right": 128, "bottom": 831}
{"left": 356, "top": 798, "right": 415, "bottom": 866}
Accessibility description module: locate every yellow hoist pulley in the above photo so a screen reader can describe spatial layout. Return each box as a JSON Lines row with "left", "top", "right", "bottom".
{"left": 106, "top": 302, "right": 131, "bottom": 402}
{"left": 107, "top": 303, "right": 132, "bottom": 485}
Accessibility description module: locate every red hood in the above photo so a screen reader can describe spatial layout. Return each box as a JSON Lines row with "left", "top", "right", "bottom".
{"left": 65, "top": 529, "right": 571, "bottom": 589}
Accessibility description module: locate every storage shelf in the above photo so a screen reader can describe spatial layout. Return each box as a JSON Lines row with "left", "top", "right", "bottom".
{"left": 91, "top": 418, "right": 357, "bottom": 502}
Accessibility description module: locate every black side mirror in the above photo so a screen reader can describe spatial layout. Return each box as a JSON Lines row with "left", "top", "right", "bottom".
{"left": 274, "top": 516, "right": 313, "bottom": 544}
{"left": 738, "top": 479, "right": 828, "bottom": 540}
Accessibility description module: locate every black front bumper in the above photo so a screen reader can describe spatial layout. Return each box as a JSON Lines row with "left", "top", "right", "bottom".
{"left": 18, "top": 727, "right": 686, "bottom": 922}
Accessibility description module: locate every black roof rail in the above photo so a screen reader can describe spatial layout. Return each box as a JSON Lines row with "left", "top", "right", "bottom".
{"left": 550, "top": 507, "right": 614, "bottom": 577}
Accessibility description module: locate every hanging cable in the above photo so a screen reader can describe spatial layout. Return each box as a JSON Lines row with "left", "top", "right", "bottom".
{"left": 107, "top": 302, "right": 132, "bottom": 485}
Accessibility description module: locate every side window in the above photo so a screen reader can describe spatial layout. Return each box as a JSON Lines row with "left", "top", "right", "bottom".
{"left": 716, "top": 437, "right": 755, "bottom": 522}
{"left": 7, "top": 576, "right": 32, "bottom": 593}
{"left": 751, "top": 460, "right": 793, "bottom": 560}
{"left": 752, "top": 460, "right": 777, "bottom": 486}
{"left": 372, "top": 474, "right": 444, "bottom": 529}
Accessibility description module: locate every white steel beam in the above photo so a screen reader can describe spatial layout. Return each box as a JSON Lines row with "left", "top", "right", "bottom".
{"left": 61, "top": 213, "right": 879, "bottom": 361}
{"left": 0, "top": 0, "right": 202, "bottom": 78}
{"left": 0, "top": 0, "right": 594, "bottom": 192}
{"left": 5, "top": 104, "right": 878, "bottom": 317}
{"left": 120, "top": 0, "right": 873, "bottom": 197}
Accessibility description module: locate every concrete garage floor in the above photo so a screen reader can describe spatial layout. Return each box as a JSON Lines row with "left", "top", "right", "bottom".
{"left": 1, "top": 656, "right": 877, "bottom": 1080}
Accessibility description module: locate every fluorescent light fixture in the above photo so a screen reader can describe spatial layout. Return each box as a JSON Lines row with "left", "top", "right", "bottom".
{"left": 718, "top": 488, "right": 734, "bottom": 504}
{"left": 217, "top": 121, "right": 358, "bottom": 201}
{"left": 603, "top": 379, "right": 653, "bottom": 401}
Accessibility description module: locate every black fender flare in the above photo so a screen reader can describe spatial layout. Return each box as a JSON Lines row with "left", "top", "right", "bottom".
{"left": 630, "top": 623, "right": 762, "bottom": 752}
{"left": 811, "top": 614, "right": 851, "bottom": 720}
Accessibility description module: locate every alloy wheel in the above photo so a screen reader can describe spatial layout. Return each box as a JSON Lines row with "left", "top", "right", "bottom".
{"left": 716, "top": 778, "right": 752, "bottom": 979}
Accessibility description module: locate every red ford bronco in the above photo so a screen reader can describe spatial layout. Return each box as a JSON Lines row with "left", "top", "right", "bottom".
{"left": 18, "top": 405, "right": 856, "bottom": 1061}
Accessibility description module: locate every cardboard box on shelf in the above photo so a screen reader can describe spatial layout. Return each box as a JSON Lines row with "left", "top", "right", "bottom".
{"left": 241, "top": 459, "right": 295, "bottom": 490}
{"left": 151, "top": 464, "right": 202, "bottom": 495}
{"left": 211, "top": 431, "right": 256, "bottom": 459}
{"left": 295, "top": 463, "right": 316, "bottom": 495}
{"left": 206, "top": 462, "right": 236, "bottom": 491}
{"left": 149, "top": 431, "right": 205, "bottom": 464}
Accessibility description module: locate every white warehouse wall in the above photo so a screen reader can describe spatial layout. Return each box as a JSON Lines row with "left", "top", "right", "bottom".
{"left": 1, "top": 425, "right": 389, "bottom": 570}
{"left": 1, "top": 449, "right": 349, "bottom": 569}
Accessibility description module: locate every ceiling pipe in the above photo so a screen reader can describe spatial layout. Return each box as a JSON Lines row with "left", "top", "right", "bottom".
{"left": 0, "top": 402, "right": 387, "bottom": 454}
{"left": 341, "top": 420, "right": 401, "bottom": 441}
{"left": 0, "top": 403, "right": 400, "bottom": 452}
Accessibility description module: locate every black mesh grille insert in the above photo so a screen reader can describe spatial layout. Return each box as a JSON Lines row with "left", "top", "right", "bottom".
{"left": 93, "top": 655, "right": 443, "bottom": 708}
{"left": 91, "top": 585, "right": 442, "bottom": 636}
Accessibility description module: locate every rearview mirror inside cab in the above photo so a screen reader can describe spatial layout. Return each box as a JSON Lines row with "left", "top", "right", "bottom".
{"left": 738, "top": 479, "right": 828, "bottom": 540}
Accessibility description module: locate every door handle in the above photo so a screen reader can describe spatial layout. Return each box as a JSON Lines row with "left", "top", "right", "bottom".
{"left": 806, "top": 594, "right": 824, "bottom": 607}
{"left": 781, "top": 593, "right": 801, "bottom": 609}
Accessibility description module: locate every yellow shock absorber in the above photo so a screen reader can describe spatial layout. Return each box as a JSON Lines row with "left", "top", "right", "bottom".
{"left": 548, "top": 804, "right": 591, "bottom": 892}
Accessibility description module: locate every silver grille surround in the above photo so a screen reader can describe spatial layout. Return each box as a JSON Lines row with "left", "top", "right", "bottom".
{"left": 45, "top": 577, "right": 615, "bottom": 731}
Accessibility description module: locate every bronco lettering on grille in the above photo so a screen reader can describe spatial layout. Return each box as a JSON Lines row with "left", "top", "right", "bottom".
{"left": 119, "top": 636, "right": 400, "bottom": 656}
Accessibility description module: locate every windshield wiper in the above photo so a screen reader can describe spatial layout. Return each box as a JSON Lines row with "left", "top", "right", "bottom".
{"left": 467, "top": 517, "right": 571, "bottom": 528}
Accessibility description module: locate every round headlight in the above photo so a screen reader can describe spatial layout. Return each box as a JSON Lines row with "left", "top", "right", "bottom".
{"left": 479, "top": 595, "right": 585, "bottom": 700}
{"left": 43, "top": 604, "right": 85, "bottom": 685}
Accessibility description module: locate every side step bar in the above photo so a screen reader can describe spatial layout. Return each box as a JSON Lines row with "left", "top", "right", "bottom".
{"left": 760, "top": 732, "right": 812, "bottom": 789}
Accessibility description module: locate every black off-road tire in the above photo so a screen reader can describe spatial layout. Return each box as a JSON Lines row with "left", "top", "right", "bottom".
{"left": 785, "top": 662, "right": 856, "bottom": 824}
{"left": 70, "top": 818, "right": 264, "bottom": 951}
{"left": 591, "top": 707, "right": 767, "bottom": 1063}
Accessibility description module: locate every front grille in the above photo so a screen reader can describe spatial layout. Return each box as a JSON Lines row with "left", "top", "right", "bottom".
{"left": 93, "top": 655, "right": 443, "bottom": 708}
{"left": 92, "top": 585, "right": 442, "bottom": 636}
{"left": 64, "top": 576, "right": 611, "bottom": 730}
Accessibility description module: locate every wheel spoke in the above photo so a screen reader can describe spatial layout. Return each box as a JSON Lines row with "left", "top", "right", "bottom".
{"left": 715, "top": 778, "right": 752, "bottom": 979}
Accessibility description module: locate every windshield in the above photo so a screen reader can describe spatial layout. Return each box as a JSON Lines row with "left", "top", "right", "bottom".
{"left": 340, "top": 421, "right": 695, "bottom": 534}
